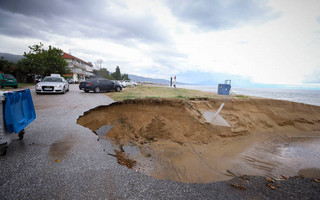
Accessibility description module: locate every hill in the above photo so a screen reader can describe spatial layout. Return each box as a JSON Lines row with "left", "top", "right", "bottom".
{"left": 0, "top": 52, "right": 24, "bottom": 63}
{"left": 128, "top": 74, "right": 186, "bottom": 85}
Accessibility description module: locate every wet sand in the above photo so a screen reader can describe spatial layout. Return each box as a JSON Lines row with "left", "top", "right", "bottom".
{"left": 77, "top": 98, "right": 320, "bottom": 183}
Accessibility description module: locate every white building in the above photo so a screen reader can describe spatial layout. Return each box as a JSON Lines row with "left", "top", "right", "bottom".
{"left": 62, "top": 52, "right": 94, "bottom": 82}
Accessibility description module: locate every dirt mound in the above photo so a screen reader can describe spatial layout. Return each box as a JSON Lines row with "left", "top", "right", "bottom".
{"left": 193, "top": 98, "right": 320, "bottom": 136}
{"left": 77, "top": 99, "right": 217, "bottom": 145}
{"left": 77, "top": 98, "right": 320, "bottom": 183}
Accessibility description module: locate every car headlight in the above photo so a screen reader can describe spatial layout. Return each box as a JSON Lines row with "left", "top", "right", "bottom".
{"left": 56, "top": 85, "right": 62, "bottom": 88}
{"left": 36, "top": 84, "right": 41, "bottom": 87}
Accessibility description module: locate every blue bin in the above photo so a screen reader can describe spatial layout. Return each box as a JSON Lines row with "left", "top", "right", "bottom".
{"left": 218, "top": 80, "right": 231, "bottom": 95}
{"left": 4, "top": 89, "right": 36, "bottom": 133}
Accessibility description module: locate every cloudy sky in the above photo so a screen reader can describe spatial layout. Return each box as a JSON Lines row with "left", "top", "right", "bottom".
{"left": 0, "top": 0, "right": 319, "bottom": 88}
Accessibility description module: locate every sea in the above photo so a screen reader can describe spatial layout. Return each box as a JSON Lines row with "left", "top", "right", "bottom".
{"left": 178, "top": 85, "right": 320, "bottom": 106}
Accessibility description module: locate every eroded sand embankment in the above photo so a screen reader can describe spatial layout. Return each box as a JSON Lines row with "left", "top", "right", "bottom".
{"left": 77, "top": 98, "right": 320, "bottom": 183}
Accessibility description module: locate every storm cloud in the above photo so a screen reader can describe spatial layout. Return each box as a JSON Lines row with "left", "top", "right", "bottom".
{"left": 0, "top": 0, "right": 169, "bottom": 43}
{"left": 0, "top": 0, "right": 319, "bottom": 88}
{"left": 165, "top": 0, "right": 280, "bottom": 30}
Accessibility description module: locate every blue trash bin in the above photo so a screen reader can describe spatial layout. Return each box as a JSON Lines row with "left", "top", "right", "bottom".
{"left": 4, "top": 89, "right": 36, "bottom": 133}
{"left": 218, "top": 80, "right": 231, "bottom": 95}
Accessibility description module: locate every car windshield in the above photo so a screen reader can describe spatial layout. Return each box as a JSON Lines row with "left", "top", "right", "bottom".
{"left": 42, "top": 77, "right": 62, "bottom": 82}
{"left": 3, "top": 74, "right": 15, "bottom": 79}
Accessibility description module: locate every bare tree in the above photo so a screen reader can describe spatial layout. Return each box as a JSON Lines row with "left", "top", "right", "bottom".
{"left": 95, "top": 59, "right": 103, "bottom": 70}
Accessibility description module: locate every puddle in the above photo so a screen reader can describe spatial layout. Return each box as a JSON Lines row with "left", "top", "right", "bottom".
{"left": 77, "top": 98, "right": 320, "bottom": 183}
{"left": 299, "top": 168, "right": 320, "bottom": 179}
{"left": 49, "top": 134, "right": 75, "bottom": 159}
{"left": 240, "top": 137, "right": 320, "bottom": 179}
{"left": 279, "top": 138, "right": 320, "bottom": 168}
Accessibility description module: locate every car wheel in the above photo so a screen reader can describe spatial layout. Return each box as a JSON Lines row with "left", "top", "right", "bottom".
{"left": 62, "top": 87, "right": 66, "bottom": 94}
{"left": 84, "top": 89, "right": 89, "bottom": 93}
{"left": 94, "top": 87, "right": 100, "bottom": 93}
{"left": 116, "top": 87, "right": 121, "bottom": 92}
{"left": 66, "top": 86, "right": 69, "bottom": 92}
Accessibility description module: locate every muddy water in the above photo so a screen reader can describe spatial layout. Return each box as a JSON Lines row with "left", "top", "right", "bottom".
{"left": 77, "top": 99, "right": 320, "bottom": 183}
{"left": 239, "top": 136, "right": 320, "bottom": 179}
{"left": 280, "top": 137, "right": 320, "bottom": 167}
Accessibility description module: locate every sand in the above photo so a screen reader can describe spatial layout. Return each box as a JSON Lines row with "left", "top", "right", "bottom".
{"left": 77, "top": 98, "right": 320, "bottom": 183}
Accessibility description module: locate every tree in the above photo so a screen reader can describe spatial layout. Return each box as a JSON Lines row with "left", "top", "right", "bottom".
{"left": 95, "top": 59, "right": 103, "bottom": 70}
{"left": 43, "top": 45, "right": 69, "bottom": 75}
{"left": 106, "top": 72, "right": 114, "bottom": 80}
{"left": 93, "top": 68, "right": 108, "bottom": 78}
{"left": 17, "top": 42, "right": 69, "bottom": 77}
{"left": 93, "top": 68, "right": 114, "bottom": 80}
{"left": 0, "top": 59, "right": 16, "bottom": 73}
{"left": 121, "top": 73, "right": 130, "bottom": 80}
{"left": 111, "top": 66, "right": 122, "bottom": 80}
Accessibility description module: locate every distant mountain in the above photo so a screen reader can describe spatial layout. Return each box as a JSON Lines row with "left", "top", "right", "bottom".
{"left": 0, "top": 52, "right": 24, "bottom": 63}
{"left": 128, "top": 74, "right": 170, "bottom": 85}
{"left": 177, "top": 70, "right": 256, "bottom": 87}
{"left": 128, "top": 74, "right": 186, "bottom": 85}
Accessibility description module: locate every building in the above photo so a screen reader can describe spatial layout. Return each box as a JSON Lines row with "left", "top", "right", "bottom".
{"left": 61, "top": 52, "right": 94, "bottom": 82}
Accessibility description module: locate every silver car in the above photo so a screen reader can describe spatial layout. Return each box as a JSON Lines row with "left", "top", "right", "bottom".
{"left": 35, "top": 76, "right": 69, "bottom": 94}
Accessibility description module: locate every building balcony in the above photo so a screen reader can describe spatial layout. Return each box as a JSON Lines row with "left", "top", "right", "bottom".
{"left": 85, "top": 72, "right": 94, "bottom": 77}
{"left": 86, "top": 68, "right": 93, "bottom": 72}
{"left": 70, "top": 68, "right": 94, "bottom": 77}
{"left": 69, "top": 61, "right": 87, "bottom": 70}
{"left": 71, "top": 68, "right": 86, "bottom": 74}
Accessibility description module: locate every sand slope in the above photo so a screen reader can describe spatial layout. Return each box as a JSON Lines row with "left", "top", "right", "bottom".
{"left": 77, "top": 98, "right": 320, "bottom": 183}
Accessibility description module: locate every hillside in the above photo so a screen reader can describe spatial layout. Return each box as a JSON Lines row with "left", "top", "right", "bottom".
{"left": 0, "top": 52, "right": 24, "bottom": 63}
{"left": 128, "top": 74, "right": 186, "bottom": 85}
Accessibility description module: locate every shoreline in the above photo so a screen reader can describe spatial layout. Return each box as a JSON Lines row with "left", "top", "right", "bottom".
{"left": 176, "top": 84, "right": 320, "bottom": 106}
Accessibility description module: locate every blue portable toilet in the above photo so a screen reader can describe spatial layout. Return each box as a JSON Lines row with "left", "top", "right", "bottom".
{"left": 218, "top": 80, "right": 231, "bottom": 95}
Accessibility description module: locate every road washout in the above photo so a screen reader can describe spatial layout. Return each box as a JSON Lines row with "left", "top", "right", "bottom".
{"left": 77, "top": 98, "right": 320, "bottom": 183}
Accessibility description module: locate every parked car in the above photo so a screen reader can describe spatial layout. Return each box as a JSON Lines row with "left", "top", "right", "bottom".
{"left": 0, "top": 74, "right": 18, "bottom": 88}
{"left": 35, "top": 75, "right": 42, "bottom": 83}
{"left": 120, "top": 81, "right": 127, "bottom": 88}
{"left": 79, "top": 78, "right": 122, "bottom": 93}
{"left": 35, "top": 76, "right": 69, "bottom": 94}
{"left": 112, "top": 80, "right": 125, "bottom": 88}
{"left": 125, "top": 80, "right": 137, "bottom": 87}
{"left": 66, "top": 79, "right": 74, "bottom": 84}
{"left": 131, "top": 81, "right": 138, "bottom": 86}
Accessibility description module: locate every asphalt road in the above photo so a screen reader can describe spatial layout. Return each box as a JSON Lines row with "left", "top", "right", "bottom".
{"left": 0, "top": 84, "right": 319, "bottom": 199}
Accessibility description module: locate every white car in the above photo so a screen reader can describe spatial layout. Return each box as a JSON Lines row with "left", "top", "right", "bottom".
{"left": 114, "top": 81, "right": 124, "bottom": 88}
{"left": 124, "top": 80, "right": 137, "bottom": 87}
{"left": 35, "top": 76, "right": 69, "bottom": 94}
{"left": 120, "top": 81, "right": 127, "bottom": 88}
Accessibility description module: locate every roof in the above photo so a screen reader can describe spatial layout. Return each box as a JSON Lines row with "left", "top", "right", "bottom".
{"left": 61, "top": 52, "right": 93, "bottom": 67}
